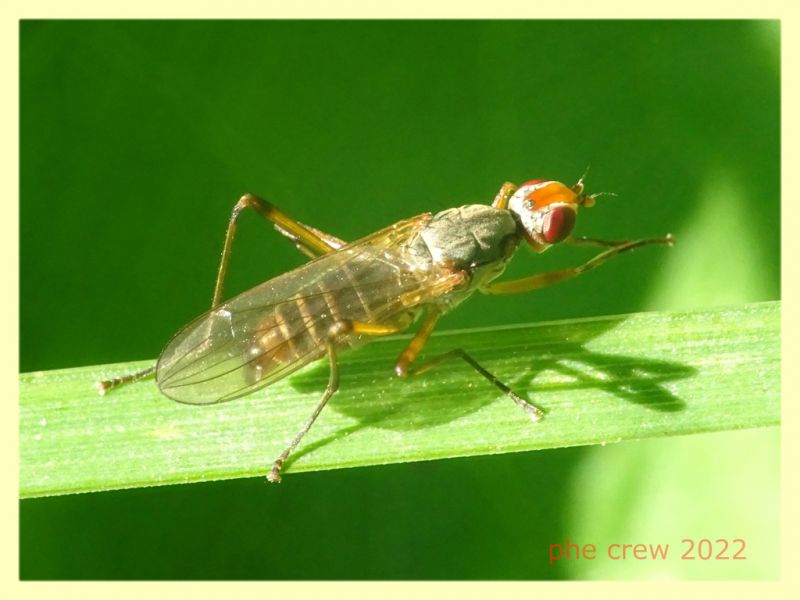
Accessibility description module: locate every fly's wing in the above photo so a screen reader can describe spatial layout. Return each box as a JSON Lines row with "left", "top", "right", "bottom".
{"left": 155, "top": 213, "right": 462, "bottom": 405}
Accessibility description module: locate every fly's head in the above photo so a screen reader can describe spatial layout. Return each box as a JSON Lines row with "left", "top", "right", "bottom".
{"left": 507, "top": 177, "right": 603, "bottom": 252}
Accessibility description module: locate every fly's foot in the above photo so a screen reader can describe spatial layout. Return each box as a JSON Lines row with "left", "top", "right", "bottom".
{"left": 522, "top": 403, "right": 546, "bottom": 422}
{"left": 267, "top": 460, "right": 284, "bottom": 483}
{"left": 93, "top": 365, "right": 156, "bottom": 396}
{"left": 510, "top": 391, "right": 546, "bottom": 422}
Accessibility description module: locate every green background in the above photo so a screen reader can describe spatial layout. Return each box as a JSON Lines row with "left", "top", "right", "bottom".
{"left": 20, "top": 21, "right": 780, "bottom": 579}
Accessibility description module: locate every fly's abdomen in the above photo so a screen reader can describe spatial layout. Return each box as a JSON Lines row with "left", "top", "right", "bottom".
{"left": 245, "top": 256, "right": 421, "bottom": 385}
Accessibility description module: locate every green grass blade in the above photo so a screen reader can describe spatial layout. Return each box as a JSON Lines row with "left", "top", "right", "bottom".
{"left": 20, "top": 301, "right": 780, "bottom": 498}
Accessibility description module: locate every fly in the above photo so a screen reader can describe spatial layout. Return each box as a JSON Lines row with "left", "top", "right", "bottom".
{"left": 97, "top": 176, "right": 672, "bottom": 482}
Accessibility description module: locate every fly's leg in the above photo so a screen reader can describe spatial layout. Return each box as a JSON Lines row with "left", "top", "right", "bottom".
{"left": 273, "top": 221, "right": 346, "bottom": 260}
{"left": 267, "top": 319, "right": 408, "bottom": 483}
{"left": 483, "top": 234, "right": 674, "bottom": 295}
{"left": 491, "top": 182, "right": 518, "bottom": 209}
{"left": 394, "top": 308, "right": 545, "bottom": 421}
{"left": 95, "top": 365, "right": 156, "bottom": 395}
{"left": 566, "top": 235, "right": 633, "bottom": 248}
{"left": 96, "top": 193, "right": 342, "bottom": 396}
{"left": 267, "top": 339, "right": 340, "bottom": 484}
{"left": 213, "top": 193, "right": 342, "bottom": 307}
{"left": 406, "top": 350, "right": 546, "bottom": 421}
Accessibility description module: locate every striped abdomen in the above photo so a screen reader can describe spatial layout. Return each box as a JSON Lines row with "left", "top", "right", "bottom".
{"left": 245, "top": 252, "right": 426, "bottom": 385}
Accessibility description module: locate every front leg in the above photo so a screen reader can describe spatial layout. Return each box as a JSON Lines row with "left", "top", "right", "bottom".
{"left": 483, "top": 234, "right": 673, "bottom": 295}
{"left": 491, "top": 182, "right": 518, "bottom": 209}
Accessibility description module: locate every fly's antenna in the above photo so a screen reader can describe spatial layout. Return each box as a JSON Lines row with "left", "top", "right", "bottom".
{"left": 581, "top": 190, "right": 618, "bottom": 208}
{"left": 577, "top": 163, "right": 591, "bottom": 188}
{"left": 589, "top": 191, "right": 618, "bottom": 200}
{"left": 572, "top": 165, "right": 616, "bottom": 207}
{"left": 572, "top": 163, "right": 591, "bottom": 196}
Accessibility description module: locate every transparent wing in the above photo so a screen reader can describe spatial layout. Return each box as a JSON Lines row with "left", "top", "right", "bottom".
{"left": 155, "top": 213, "right": 463, "bottom": 405}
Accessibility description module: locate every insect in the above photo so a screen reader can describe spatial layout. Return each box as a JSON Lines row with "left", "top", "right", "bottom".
{"left": 97, "top": 176, "right": 672, "bottom": 482}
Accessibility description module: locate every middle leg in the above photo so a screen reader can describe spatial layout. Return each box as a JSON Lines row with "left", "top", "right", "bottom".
{"left": 394, "top": 307, "right": 545, "bottom": 421}
{"left": 267, "top": 318, "right": 410, "bottom": 483}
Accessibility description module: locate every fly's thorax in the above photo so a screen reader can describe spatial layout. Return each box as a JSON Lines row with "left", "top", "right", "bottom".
{"left": 409, "top": 204, "right": 521, "bottom": 292}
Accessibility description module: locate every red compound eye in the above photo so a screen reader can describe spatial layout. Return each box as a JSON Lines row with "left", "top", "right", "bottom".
{"left": 542, "top": 205, "right": 576, "bottom": 244}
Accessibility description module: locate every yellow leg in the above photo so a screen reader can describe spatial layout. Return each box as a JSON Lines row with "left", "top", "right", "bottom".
{"left": 274, "top": 220, "right": 346, "bottom": 259}
{"left": 484, "top": 234, "right": 673, "bottom": 295}
{"left": 267, "top": 317, "right": 409, "bottom": 483}
{"left": 213, "top": 193, "right": 341, "bottom": 307}
{"left": 394, "top": 308, "right": 442, "bottom": 376}
{"left": 491, "top": 182, "right": 518, "bottom": 209}
{"left": 98, "top": 193, "right": 343, "bottom": 397}
{"left": 393, "top": 307, "right": 545, "bottom": 421}
{"left": 566, "top": 235, "right": 632, "bottom": 248}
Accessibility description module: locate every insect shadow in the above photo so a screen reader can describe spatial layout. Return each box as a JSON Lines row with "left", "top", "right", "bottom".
{"left": 285, "top": 315, "right": 696, "bottom": 466}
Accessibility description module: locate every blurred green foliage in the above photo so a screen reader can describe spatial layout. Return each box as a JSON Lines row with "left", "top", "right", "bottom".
{"left": 20, "top": 20, "right": 779, "bottom": 579}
